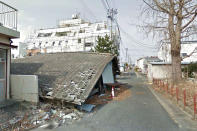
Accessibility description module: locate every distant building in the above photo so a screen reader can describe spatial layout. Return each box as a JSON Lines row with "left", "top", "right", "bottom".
{"left": 0, "top": 1, "right": 20, "bottom": 102}
{"left": 11, "top": 42, "right": 27, "bottom": 59}
{"left": 25, "top": 14, "right": 112, "bottom": 56}
{"left": 147, "top": 62, "right": 189, "bottom": 82}
{"left": 136, "top": 56, "right": 161, "bottom": 74}
{"left": 158, "top": 41, "right": 197, "bottom": 63}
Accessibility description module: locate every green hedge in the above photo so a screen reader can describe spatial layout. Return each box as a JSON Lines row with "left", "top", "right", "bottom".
{"left": 182, "top": 62, "right": 197, "bottom": 78}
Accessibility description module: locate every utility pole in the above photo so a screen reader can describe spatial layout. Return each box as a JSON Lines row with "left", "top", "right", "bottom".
{"left": 107, "top": 8, "right": 118, "bottom": 41}
{"left": 125, "top": 48, "right": 128, "bottom": 63}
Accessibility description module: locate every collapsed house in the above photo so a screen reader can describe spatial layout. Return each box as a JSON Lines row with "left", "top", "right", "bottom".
{"left": 11, "top": 52, "right": 119, "bottom": 105}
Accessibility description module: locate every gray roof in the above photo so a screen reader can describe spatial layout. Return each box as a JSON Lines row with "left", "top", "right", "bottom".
{"left": 11, "top": 52, "right": 115, "bottom": 105}
{"left": 150, "top": 62, "right": 190, "bottom": 65}
{"left": 137, "top": 56, "right": 161, "bottom": 62}
{"left": 163, "top": 41, "right": 197, "bottom": 44}
{"left": 144, "top": 56, "right": 161, "bottom": 62}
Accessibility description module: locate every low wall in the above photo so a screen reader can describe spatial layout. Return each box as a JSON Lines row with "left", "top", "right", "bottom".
{"left": 10, "top": 75, "right": 39, "bottom": 103}
{"left": 147, "top": 64, "right": 172, "bottom": 82}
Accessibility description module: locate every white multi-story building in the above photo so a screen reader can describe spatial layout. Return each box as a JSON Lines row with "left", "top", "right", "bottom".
{"left": 158, "top": 41, "right": 197, "bottom": 63}
{"left": 25, "top": 14, "right": 111, "bottom": 56}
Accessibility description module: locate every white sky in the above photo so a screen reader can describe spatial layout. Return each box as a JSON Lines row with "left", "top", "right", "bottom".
{"left": 2, "top": 0, "right": 158, "bottom": 63}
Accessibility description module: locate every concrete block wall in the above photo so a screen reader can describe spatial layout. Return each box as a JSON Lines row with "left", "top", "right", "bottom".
{"left": 10, "top": 75, "right": 39, "bottom": 103}
{"left": 147, "top": 64, "right": 172, "bottom": 82}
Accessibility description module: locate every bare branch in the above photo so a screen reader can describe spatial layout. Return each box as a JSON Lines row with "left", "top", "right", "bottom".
{"left": 182, "top": 10, "right": 197, "bottom": 29}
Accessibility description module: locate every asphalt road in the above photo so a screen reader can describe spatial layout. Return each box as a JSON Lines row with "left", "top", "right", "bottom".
{"left": 53, "top": 72, "right": 180, "bottom": 131}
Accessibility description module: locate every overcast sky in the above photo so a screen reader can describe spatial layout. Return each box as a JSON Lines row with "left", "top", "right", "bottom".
{"left": 2, "top": 0, "right": 158, "bottom": 63}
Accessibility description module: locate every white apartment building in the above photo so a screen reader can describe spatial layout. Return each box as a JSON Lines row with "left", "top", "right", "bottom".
{"left": 158, "top": 41, "right": 197, "bottom": 63}
{"left": 25, "top": 14, "right": 111, "bottom": 56}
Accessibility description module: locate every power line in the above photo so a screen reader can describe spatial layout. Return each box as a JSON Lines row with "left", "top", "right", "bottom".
{"left": 79, "top": 0, "right": 98, "bottom": 21}
{"left": 100, "top": 0, "right": 130, "bottom": 63}
{"left": 114, "top": 19, "right": 158, "bottom": 49}
{"left": 105, "top": 0, "right": 110, "bottom": 9}
{"left": 101, "top": 0, "right": 108, "bottom": 12}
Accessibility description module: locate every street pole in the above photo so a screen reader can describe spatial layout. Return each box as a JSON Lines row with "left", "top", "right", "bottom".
{"left": 107, "top": 8, "right": 118, "bottom": 41}
{"left": 125, "top": 48, "right": 128, "bottom": 63}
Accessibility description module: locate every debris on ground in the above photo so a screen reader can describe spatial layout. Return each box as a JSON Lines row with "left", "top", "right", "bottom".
{"left": 0, "top": 102, "right": 83, "bottom": 131}
{"left": 77, "top": 104, "right": 96, "bottom": 112}
{"left": 0, "top": 82, "right": 130, "bottom": 130}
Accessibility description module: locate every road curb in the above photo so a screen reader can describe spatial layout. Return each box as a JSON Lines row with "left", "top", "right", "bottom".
{"left": 147, "top": 85, "right": 182, "bottom": 128}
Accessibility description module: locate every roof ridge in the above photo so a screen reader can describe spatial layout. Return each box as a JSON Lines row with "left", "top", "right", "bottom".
{"left": 43, "top": 51, "right": 114, "bottom": 56}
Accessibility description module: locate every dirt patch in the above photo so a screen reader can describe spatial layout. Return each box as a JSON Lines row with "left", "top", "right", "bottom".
{"left": 86, "top": 84, "right": 131, "bottom": 105}
{"left": 113, "top": 86, "right": 132, "bottom": 101}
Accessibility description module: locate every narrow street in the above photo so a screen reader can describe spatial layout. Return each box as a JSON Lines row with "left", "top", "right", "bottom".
{"left": 51, "top": 72, "right": 181, "bottom": 131}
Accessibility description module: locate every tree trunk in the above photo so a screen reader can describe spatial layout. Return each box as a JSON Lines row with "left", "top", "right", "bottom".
{"left": 171, "top": 49, "right": 182, "bottom": 83}
{"left": 168, "top": 4, "right": 183, "bottom": 84}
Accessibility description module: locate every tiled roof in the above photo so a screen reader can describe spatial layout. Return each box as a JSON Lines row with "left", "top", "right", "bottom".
{"left": 11, "top": 52, "right": 115, "bottom": 105}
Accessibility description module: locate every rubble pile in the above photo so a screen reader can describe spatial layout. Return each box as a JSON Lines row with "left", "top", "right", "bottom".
{"left": 0, "top": 103, "right": 83, "bottom": 131}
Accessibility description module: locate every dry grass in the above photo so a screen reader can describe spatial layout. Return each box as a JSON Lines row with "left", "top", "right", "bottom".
{"left": 153, "top": 79, "right": 197, "bottom": 115}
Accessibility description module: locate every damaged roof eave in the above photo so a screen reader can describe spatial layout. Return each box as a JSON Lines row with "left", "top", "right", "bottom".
{"left": 81, "top": 56, "right": 115, "bottom": 104}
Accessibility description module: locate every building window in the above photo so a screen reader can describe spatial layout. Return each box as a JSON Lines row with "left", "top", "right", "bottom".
{"left": 79, "top": 30, "right": 85, "bottom": 33}
{"left": 181, "top": 53, "right": 187, "bottom": 57}
{"left": 52, "top": 42, "right": 55, "bottom": 46}
{"left": 0, "top": 49, "right": 6, "bottom": 92}
{"left": 59, "top": 41, "right": 62, "bottom": 46}
{"left": 55, "top": 31, "right": 70, "bottom": 37}
{"left": 39, "top": 42, "right": 42, "bottom": 46}
{"left": 85, "top": 43, "right": 93, "bottom": 47}
{"left": 37, "top": 33, "right": 52, "bottom": 37}
{"left": 78, "top": 39, "right": 81, "bottom": 43}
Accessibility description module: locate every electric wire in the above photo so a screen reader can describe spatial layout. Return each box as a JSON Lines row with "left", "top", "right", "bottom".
{"left": 79, "top": 0, "right": 98, "bottom": 21}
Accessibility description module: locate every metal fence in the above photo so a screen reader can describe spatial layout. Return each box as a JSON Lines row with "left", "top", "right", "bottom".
{"left": 0, "top": 1, "right": 17, "bottom": 30}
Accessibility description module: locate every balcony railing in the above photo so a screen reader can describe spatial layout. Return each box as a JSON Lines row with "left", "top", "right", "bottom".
{"left": 0, "top": 1, "right": 17, "bottom": 30}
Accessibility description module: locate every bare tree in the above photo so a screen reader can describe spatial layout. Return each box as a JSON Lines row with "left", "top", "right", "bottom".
{"left": 142, "top": 0, "right": 197, "bottom": 83}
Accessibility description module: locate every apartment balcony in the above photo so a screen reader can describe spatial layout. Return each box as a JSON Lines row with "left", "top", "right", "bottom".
{"left": 0, "top": 1, "right": 19, "bottom": 38}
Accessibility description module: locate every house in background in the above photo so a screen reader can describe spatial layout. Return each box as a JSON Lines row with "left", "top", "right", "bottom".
{"left": 136, "top": 56, "right": 161, "bottom": 74}
{"left": 147, "top": 62, "right": 189, "bottom": 82}
{"left": 0, "top": 1, "right": 20, "bottom": 102}
{"left": 147, "top": 41, "right": 197, "bottom": 82}
{"left": 158, "top": 41, "right": 197, "bottom": 63}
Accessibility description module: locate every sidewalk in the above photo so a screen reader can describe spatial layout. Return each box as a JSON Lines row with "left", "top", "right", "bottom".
{"left": 148, "top": 84, "right": 197, "bottom": 131}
